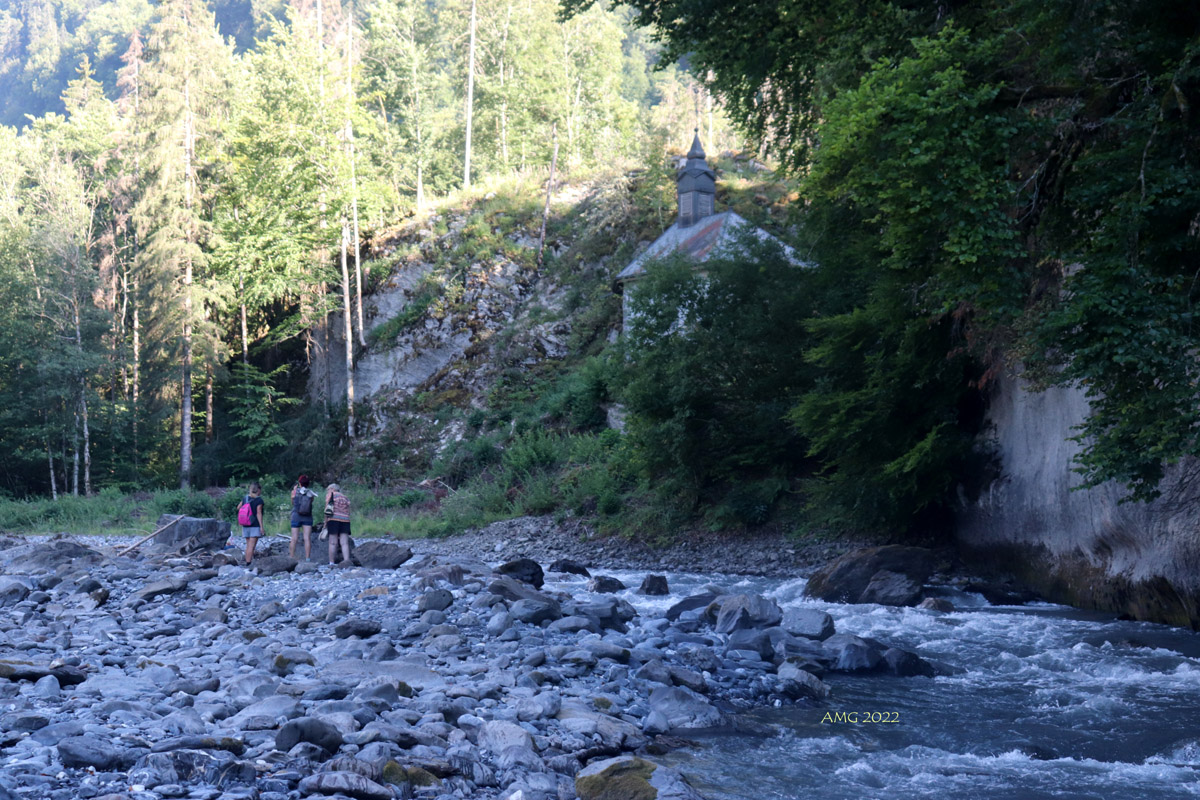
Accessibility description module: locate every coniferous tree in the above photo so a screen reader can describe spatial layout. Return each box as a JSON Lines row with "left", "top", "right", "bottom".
{"left": 132, "top": 0, "right": 232, "bottom": 489}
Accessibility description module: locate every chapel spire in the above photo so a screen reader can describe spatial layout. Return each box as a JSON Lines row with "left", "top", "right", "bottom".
{"left": 677, "top": 129, "right": 715, "bottom": 228}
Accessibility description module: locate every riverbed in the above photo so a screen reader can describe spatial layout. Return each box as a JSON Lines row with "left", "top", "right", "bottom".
{"left": 597, "top": 570, "right": 1200, "bottom": 800}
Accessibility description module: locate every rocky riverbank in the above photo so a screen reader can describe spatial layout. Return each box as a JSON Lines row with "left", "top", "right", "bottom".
{"left": 0, "top": 520, "right": 943, "bottom": 800}
{"left": 405, "top": 516, "right": 876, "bottom": 579}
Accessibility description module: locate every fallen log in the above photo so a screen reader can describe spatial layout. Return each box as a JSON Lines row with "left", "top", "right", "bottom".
{"left": 116, "top": 516, "right": 184, "bottom": 557}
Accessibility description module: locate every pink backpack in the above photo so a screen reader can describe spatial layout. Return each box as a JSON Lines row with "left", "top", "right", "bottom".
{"left": 237, "top": 495, "right": 254, "bottom": 526}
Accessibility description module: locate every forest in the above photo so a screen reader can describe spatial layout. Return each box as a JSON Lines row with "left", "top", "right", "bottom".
{"left": 1, "top": 0, "right": 1198, "bottom": 543}
{"left": 0, "top": 0, "right": 731, "bottom": 500}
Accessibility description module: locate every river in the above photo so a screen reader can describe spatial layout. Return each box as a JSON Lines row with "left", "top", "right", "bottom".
{"left": 601, "top": 570, "right": 1200, "bottom": 800}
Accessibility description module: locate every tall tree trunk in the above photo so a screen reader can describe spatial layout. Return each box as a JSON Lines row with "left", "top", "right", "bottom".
{"left": 72, "top": 413, "right": 80, "bottom": 496}
{"left": 46, "top": 433, "right": 58, "bottom": 501}
{"left": 340, "top": 220, "right": 356, "bottom": 440}
{"left": 538, "top": 122, "right": 559, "bottom": 268}
{"left": 414, "top": 72, "right": 424, "bottom": 209}
{"left": 73, "top": 294, "right": 92, "bottom": 496}
{"left": 204, "top": 364, "right": 213, "bottom": 487}
{"left": 179, "top": 77, "right": 195, "bottom": 490}
{"left": 321, "top": 280, "right": 330, "bottom": 416}
{"left": 132, "top": 276, "right": 140, "bottom": 473}
{"left": 240, "top": 272, "right": 249, "bottom": 363}
{"left": 463, "top": 0, "right": 476, "bottom": 192}
{"left": 345, "top": 9, "right": 366, "bottom": 347}
{"left": 498, "top": 3, "right": 511, "bottom": 169}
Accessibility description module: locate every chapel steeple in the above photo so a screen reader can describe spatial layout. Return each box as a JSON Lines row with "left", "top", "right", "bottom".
{"left": 676, "top": 130, "right": 715, "bottom": 228}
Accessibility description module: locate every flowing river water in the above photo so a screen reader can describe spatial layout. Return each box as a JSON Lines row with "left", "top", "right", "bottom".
{"left": 601, "top": 570, "right": 1200, "bottom": 800}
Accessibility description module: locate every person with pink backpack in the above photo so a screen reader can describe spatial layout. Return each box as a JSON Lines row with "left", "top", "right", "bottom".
{"left": 237, "top": 482, "right": 265, "bottom": 565}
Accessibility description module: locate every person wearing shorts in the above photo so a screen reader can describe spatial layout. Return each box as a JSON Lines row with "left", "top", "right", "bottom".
{"left": 242, "top": 482, "right": 265, "bottom": 565}
{"left": 289, "top": 474, "right": 317, "bottom": 560}
{"left": 324, "top": 483, "right": 352, "bottom": 566}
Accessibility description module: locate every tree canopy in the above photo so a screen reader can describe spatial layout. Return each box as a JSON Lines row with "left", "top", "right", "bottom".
{"left": 575, "top": 0, "right": 1200, "bottom": 510}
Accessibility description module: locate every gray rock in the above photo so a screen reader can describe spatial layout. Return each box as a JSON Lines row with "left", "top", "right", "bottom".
{"left": 58, "top": 736, "right": 125, "bottom": 770}
{"left": 225, "top": 694, "right": 302, "bottom": 729}
{"left": 0, "top": 577, "right": 31, "bottom": 607}
{"left": 486, "top": 611, "right": 511, "bottom": 636}
{"left": 132, "top": 576, "right": 188, "bottom": 603}
{"left": 860, "top": 569, "right": 924, "bottom": 606}
{"left": 804, "top": 545, "right": 934, "bottom": 604}
{"left": 299, "top": 770, "right": 395, "bottom": 800}
{"left": 495, "top": 557, "right": 545, "bottom": 588}
{"left": 30, "top": 721, "right": 85, "bottom": 746}
{"left": 548, "top": 558, "right": 590, "bottom": 577}
{"left": 781, "top": 607, "right": 836, "bottom": 640}
{"left": 335, "top": 618, "right": 383, "bottom": 639}
{"left": 823, "top": 633, "right": 884, "bottom": 672}
{"left": 417, "top": 589, "right": 454, "bottom": 612}
{"left": 352, "top": 541, "right": 413, "bottom": 569}
{"left": 882, "top": 647, "right": 937, "bottom": 677}
{"left": 777, "top": 661, "right": 832, "bottom": 699}
{"left": 276, "top": 716, "right": 344, "bottom": 754}
{"left": 666, "top": 592, "right": 721, "bottom": 621}
{"left": 726, "top": 629, "right": 774, "bottom": 661}
{"left": 272, "top": 647, "right": 316, "bottom": 676}
{"left": 0, "top": 540, "right": 102, "bottom": 573}
{"left": 647, "top": 686, "right": 722, "bottom": 729}
{"left": 548, "top": 615, "right": 601, "bottom": 634}
{"left": 148, "top": 515, "right": 230, "bottom": 554}
{"left": 253, "top": 556, "right": 298, "bottom": 577}
{"left": 635, "top": 660, "right": 672, "bottom": 686}
{"left": 918, "top": 597, "right": 955, "bottom": 612}
{"left": 510, "top": 597, "right": 562, "bottom": 625}
{"left": 711, "top": 593, "right": 783, "bottom": 633}
{"left": 130, "top": 749, "right": 256, "bottom": 788}
{"left": 255, "top": 601, "right": 285, "bottom": 623}
{"left": 576, "top": 755, "right": 704, "bottom": 800}
{"left": 478, "top": 720, "right": 533, "bottom": 753}
{"left": 2, "top": 711, "right": 48, "bottom": 732}
{"left": 588, "top": 575, "right": 626, "bottom": 593}
{"left": 638, "top": 574, "right": 669, "bottom": 595}
{"left": 33, "top": 674, "right": 60, "bottom": 698}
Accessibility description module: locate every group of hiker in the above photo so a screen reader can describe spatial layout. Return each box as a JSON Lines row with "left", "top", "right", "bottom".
{"left": 237, "top": 475, "right": 353, "bottom": 567}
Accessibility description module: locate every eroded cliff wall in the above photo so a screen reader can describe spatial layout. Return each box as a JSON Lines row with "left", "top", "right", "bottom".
{"left": 958, "top": 372, "right": 1200, "bottom": 627}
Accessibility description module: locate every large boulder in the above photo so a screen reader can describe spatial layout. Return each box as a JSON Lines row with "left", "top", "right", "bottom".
{"left": 300, "top": 771, "right": 395, "bottom": 800}
{"left": 353, "top": 541, "right": 413, "bottom": 570}
{"left": 859, "top": 570, "right": 924, "bottom": 606}
{"left": 647, "top": 686, "right": 722, "bottom": 730}
{"left": 708, "top": 593, "right": 783, "bottom": 633}
{"left": 804, "top": 545, "right": 934, "bottom": 606}
{"left": 576, "top": 756, "right": 704, "bottom": 800}
{"left": 129, "top": 750, "right": 256, "bottom": 788}
{"left": 0, "top": 577, "right": 31, "bottom": 607}
{"left": 148, "top": 515, "right": 229, "bottom": 554}
{"left": 822, "top": 633, "right": 885, "bottom": 672}
{"left": 253, "top": 556, "right": 298, "bottom": 577}
{"left": 781, "top": 608, "right": 836, "bottom": 641}
{"left": 495, "top": 558, "right": 544, "bottom": 589}
{"left": 0, "top": 540, "right": 102, "bottom": 573}
{"left": 276, "top": 717, "right": 344, "bottom": 755}
{"left": 57, "top": 736, "right": 128, "bottom": 770}
{"left": 665, "top": 593, "right": 719, "bottom": 622}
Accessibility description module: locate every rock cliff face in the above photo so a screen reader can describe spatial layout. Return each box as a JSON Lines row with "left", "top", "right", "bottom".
{"left": 957, "top": 372, "right": 1200, "bottom": 627}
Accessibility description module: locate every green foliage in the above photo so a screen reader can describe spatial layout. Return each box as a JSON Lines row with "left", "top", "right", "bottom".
{"left": 154, "top": 488, "right": 220, "bottom": 519}
{"left": 618, "top": 235, "right": 815, "bottom": 513}
{"left": 226, "top": 362, "right": 299, "bottom": 478}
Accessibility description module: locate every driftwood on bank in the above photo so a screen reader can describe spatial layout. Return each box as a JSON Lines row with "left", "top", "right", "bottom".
{"left": 115, "top": 516, "right": 183, "bottom": 557}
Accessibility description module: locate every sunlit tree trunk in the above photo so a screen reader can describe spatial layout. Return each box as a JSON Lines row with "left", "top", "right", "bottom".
{"left": 463, "top": 0, "right": 476, "bottom": 192}
{"left": 340, "top": 219, "right": 356, "bottom": 440}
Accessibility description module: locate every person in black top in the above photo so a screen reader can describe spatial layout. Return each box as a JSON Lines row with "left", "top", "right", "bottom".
{"left": 289, "top": 474, "right": 317, "bottom": 561}
{"left": 242, "top": 481, "right": 265, "bottom": 565}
